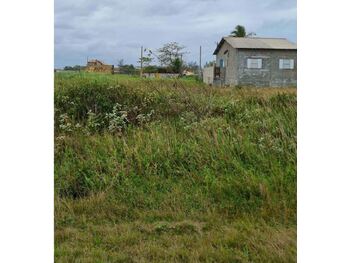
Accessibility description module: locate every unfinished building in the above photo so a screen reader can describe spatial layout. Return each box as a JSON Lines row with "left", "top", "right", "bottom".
{"left": 86, "top": 59, "right": 114, "bottom": 74}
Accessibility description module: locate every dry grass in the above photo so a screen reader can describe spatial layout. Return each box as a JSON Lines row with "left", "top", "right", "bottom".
{"left": 55, "top": 194, "right": 296, "bottom": 263}
{"left": 56, "top": 217, "right": 295, "bottom": 262}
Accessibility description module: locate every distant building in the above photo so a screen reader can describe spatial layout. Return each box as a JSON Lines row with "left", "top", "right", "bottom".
{"left": 203, "top": 37, "right": 297, "bottom": 87}
{"left": 182, "top": 70, "right": 195, "bottom": 76}
{"left": 86, "top": 59, "right": 114, "bottom": 74}
{"left": 142, "top": 73, "right": 180, "bottom": 79}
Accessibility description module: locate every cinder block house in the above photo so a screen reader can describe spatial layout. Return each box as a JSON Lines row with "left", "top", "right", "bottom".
{"left": 86, "top": 59, "right": 114, "bottom": 74}
{"left": 204, "top": 37, "right": 297, "bottom": 87}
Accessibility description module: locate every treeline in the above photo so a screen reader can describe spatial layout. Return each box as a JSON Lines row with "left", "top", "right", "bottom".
{"left": 118, "top": 64, "right": 198, "bottom": 75}
{"left": 61, "top": 64, "right": 189, "bottom": 75}
{"left": 63, "top": 65, "right": 86, "bottom": 71}
{"left": 61, "top": 42, "right": 201, "bottom": 74}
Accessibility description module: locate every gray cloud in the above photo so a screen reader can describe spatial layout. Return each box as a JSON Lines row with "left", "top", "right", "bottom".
{"left": 55, "top": 0, "right": 296, "bottom": 68}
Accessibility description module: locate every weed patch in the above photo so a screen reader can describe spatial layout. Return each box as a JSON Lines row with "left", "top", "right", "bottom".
{"left": 55, "top": 73, "right": 297, "bottom": 262}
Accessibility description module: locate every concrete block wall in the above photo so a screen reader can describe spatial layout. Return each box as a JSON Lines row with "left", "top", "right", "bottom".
{"left": 203, "top": 66, "right": 214, "bottom": 84}
{"left": 236, "top": 49, "right": 297, "bottom": 87}
{"left": 215, "top": 42, "right": 237, "bottom": 85}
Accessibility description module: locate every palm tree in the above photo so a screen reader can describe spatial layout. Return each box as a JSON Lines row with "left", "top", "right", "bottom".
{"left": 231, "top": 25, "right": 246, "bottom": 37}
{"left": 230, "top": 25, "right": 256, "bottom": 37}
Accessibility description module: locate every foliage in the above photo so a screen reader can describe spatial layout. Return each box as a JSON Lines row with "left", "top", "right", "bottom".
{"left": 185, "top": 61, "right": 199, "bottom": 72}
{"left": 157, "top": 42, "right": 186, "bottom": 67}
{"left": 139, "top": 48, "right": 154, "bottom": 67}
{"left": 63, "top": 65, "right": 86, "bottom": 71}
{"left": 171, "top": 57, "right": 183, "bottom": 73}
{"left": 230, "top": 25, "right": 256, "bottom": 38}
{"left": 204, "top": 61, "right": 215, "bottom": 67}
{"left": 54, "top": 72, "right": 297, "bottom": 262}
{"left": 118, "top": 64, "right": 136, "bottom": 74}
{"left": 117, "top": 59, "right": 124, "bottom": 67}
{"left": 143, "top": 65, "right": 165, "bottom": 73}
{"left": 105, "top": 103, "right": 129, "bottom": 133}
{"left": 86, "top": 110, "right": 102, "bottom": 133}
{"left": 231, "top": 25, "right": 246, "bottom": 37}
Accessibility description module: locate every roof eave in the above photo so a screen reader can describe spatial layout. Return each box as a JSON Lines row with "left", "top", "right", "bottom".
{"left": 236, "top": 47, "right": 297, "bottom": 50}
{"left": 213, "top": 37, "right": 297, "bottom": 54}
{"left": 213, "top": 38, "right": 226, "bottom": 55}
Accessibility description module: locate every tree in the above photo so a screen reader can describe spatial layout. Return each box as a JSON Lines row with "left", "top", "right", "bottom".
{"left": 117, "top": 59, "right": 124, "bottom": 67}
{"left": 230, "top": 25, "right": 256, "bottom": 37}
{"left": 139, "top": 48, "right": 154, "bottom": 67}
{"left": 230, "top": 25, "right": 246, "bottom": 37}
{"left": 157, "top": 42, "right": 186, "bottom": 67}
{"left": 171, "top": 57, "right": 183, "bottom": 74}
{"left": 204, "top": 61, "right": 215, "bottom": 67}
{"left": 119, "top": 64, "right": 136, "bottom": 74}
{"left": 64, "top": 66, "right": 73, "bottom": 71}
{"left": 138, "top": 56, "right": 153, "bottom": 67}
{"left": 186, "top": 61, "right": 199, "bottom": 72}
{"left": 143, "top": 65, "right": 158, "bottom": 73}
{"left": 63, "top": 65, "right": 85, "bottom": 71}
{"left": 72, "top": 65, "right": 85, "bottom": 71}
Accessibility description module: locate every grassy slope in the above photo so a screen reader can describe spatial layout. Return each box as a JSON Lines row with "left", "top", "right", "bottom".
{"left": 55, "top": 72, "right": 296, "bottom": 262}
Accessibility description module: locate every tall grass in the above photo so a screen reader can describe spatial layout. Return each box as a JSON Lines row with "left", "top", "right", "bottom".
{"left": 55, "top": 72, "right": 297, "bottom": 262}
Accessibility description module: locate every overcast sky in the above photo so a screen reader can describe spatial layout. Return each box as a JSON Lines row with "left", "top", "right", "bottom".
{"left": 55, "top": 0, "right": 296, "bottom": 68}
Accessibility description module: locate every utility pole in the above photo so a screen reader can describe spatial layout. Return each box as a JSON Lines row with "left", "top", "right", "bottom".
{"left": 140, "top": 46, "right": 143, "bottom": 78}
{"left": 180, "top": 54, "right": 183, "bottom": 75}
{"left": 199, "top": 46, "right": 202, "bottom": 79}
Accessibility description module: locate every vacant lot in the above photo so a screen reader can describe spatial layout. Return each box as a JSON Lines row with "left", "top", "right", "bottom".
{"left": 55, "top": 72, "right": 296, "bottom": 262}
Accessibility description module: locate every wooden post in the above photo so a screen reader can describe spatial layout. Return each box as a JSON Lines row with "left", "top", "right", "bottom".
{"left": 180, "top": 54, "right": 183, "bottom": 75}
{"left": 199, "top": 46, "right": 202, "bottom": 79}
{"left": 140, "top": 46, "right": 143, "bottom": 78}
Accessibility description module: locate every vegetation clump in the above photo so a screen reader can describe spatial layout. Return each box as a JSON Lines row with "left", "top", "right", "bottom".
{"left": 55, "top": 72, "right": 297, "bottom": 262}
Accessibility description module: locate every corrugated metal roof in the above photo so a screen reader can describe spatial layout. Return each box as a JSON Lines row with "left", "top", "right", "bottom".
{"left": 213, "top": 37, "right": 297, "bottom": 54}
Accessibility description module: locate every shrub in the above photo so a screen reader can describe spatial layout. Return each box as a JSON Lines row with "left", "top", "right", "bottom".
{"left": 105, "top": 103, "right": 129, "bottom": 133}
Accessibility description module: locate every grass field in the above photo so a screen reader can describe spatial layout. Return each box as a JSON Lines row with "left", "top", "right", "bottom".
{"left": 54, "top": 72, "right": 297, "bottom": 262}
